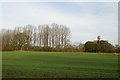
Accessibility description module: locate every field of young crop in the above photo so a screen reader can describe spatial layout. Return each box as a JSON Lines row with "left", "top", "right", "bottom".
{"left": 2, "top": 51, "right": 118, "bottom": 78}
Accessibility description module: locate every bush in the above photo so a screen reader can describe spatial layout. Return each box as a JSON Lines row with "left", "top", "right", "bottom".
{"left": 2, "top": 45, "right": 14, "bottom": 51}
{"left": 84, "top": 40, "right": 115, "bottom": 53}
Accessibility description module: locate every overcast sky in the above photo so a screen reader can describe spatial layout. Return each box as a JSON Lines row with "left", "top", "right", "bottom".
{"left": 0, "top": 2, "right": 118, "bottom": 45}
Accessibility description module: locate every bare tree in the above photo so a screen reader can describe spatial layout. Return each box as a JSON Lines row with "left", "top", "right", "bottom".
{"left": 51, "top": 23, "right": 56, "bottom": 48}
{"left": 12, "top": 33, "right": 29, "bottom": 50}
{"left": 61, "top": 25, "right": 71, "bottom": 48}
{"left": 33, "top": 27, "right": 37, "bottom": 46}
{"left": 38, "top": 25, "right": 43, "bottom": 47}
{"left": 48, "top": 27, "right": 52, "bottom": 47}
{"left": 23, "top": 25, "right": 34, "bottom": 46}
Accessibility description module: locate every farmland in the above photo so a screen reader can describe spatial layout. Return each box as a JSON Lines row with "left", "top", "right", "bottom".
{"left": 2, "top": 51, "right": 118, "bottom": 78}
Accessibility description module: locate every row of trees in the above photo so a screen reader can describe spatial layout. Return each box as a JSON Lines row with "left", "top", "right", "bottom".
{"left": 1, "top": 23, "right": 71, "bottom": 51}
{"left": 0, "top": 23, "right": 120, "bottom": 53}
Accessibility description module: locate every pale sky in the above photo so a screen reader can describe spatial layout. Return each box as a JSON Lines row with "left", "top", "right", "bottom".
{"left": 0, "top": 1, "right": 118, "bottom": 45}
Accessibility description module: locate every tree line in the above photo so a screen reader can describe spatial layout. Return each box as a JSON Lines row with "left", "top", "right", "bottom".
{"left": 0, "top": 23, "right": 120, "bottom": 53}
{"left": 1, "top": 23, "right": 71, "bottom": 51}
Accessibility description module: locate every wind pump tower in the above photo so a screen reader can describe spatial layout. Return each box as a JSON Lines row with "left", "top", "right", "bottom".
{"left": 97, "top": 36, "right": 101, "bottom": 43}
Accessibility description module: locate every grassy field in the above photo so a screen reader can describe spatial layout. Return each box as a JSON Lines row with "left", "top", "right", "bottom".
{"left": 2, "top": 51, "right": 118, "bottom": 78}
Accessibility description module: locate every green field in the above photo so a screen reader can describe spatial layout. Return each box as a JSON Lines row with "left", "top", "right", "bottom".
{"left": 2, "top": 51, "right": 118, "bottom": 78}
